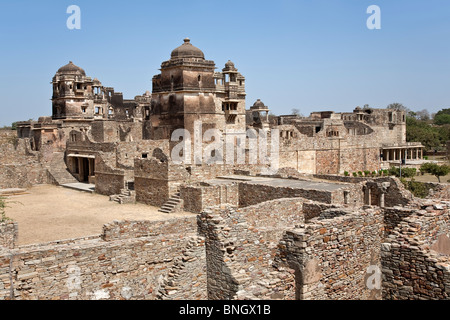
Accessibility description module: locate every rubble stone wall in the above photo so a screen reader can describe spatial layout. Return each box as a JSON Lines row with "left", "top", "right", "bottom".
{"left": 279, "top": 207, "right": 384, "bottom": 300}
{"left": 0, "top": 218, "right": 204, "bottom": 300}
{"left": 381, "top": 202, "right": 450, "bottom": 300}
{"left": 238, "top": 182, "right": 334, "bottom": 207}
{"left": 199, "top": 201, "right": 305, "bottom": 300}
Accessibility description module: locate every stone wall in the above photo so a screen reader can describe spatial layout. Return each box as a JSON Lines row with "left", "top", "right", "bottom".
{"left": 238, "top": 182, "right": 334, "bottom": 207}
{"left": 381, "top": 201, "right": 450, "bottom": 299}
{"left": 0, "top": 131, "right": 48, "bottom": 189}
{"left": 94, "top": 154, "right": 125, "bottom": 196}
{"left": 198, "top": 200, "right": 306, "bottom": 300}
{"left": 180, "top": 183, "right": 239, "bottom": 213}
{"left": 278, "top": 207, "right": 384, "bottom": 300}
{"left": 102, "top": 217, "right": 197, "bottom": 241}
{"left": 0, "top": 222, "right": 18, "bottom": 249}
{"left": 0, "top": 217, "right": 204, "bottom": 300}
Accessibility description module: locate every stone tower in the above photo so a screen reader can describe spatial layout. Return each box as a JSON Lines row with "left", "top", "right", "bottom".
{"left": 150, "top": 38, "right": 247, "bottom": 141}
{"left": 52, "top": 61, "right": 95, "bottom": 120}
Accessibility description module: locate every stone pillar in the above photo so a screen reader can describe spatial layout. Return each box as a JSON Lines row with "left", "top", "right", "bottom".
{"left": 364, "top": 186, "right": 371, "bottom": 205}
{"left": 379, "top": 192, "right": 385, "bottom": 208}
{"left": 420, "top": 149, "right": 423, "bottom": 159}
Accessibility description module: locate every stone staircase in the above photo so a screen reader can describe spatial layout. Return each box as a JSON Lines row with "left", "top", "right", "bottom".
{"left": 109, "top": 189, "right": 136, "bottom": 204}
{"left": 158, "top": 192, "right": 182, "bottom": 214}
{"left": 46, "top": 152, "right": 79, "bottom": 186}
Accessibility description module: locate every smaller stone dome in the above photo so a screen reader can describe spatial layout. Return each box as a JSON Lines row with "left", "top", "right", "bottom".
{"left": 57, "top": 61, "right": 86, "bottom": 76}
{"left": 170, "top": 38, "right": 205, "bottom": 60}
{"left": 223, "top": 60, "right": 237, "bottom": 72}
{"left": 251, "top": 99, "right": 267, "bottom": 110}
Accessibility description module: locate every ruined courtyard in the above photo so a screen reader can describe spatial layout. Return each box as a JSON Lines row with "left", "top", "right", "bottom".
{"left": 0, "top": 38, "right": 449, "bottom": 300}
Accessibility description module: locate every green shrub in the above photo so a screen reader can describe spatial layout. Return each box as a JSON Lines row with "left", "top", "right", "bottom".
{"left": 0, "top": 197, "right": 11, "bottom": 223}
{"left": 344, "top": 171, "right": 349, "bottom": 177}
{"left": 401, "top": 179, "right": 429, "bottom": 198}
{"left": 358, "top": 171, "right": 363, "bottom": 177}
{"left": 352, "top": 172, "right": 358, "bottom": 177}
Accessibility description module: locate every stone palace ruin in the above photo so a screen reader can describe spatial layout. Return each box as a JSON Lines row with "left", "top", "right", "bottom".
{"left": 0, "top": 39, "right": 448, "bottom": 300}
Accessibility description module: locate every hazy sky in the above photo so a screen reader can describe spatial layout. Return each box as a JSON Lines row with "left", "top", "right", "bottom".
{"left": 0, "top": 0, "right": 449, "bottom": 126}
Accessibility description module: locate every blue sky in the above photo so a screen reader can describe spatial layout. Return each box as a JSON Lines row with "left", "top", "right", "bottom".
{"left": 0, "top": 0, "right": 449, "bottom": 126}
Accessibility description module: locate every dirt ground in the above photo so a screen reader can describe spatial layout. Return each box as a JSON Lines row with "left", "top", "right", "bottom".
{"left": 2, "top": 185, "right": 194, "bottom": 246}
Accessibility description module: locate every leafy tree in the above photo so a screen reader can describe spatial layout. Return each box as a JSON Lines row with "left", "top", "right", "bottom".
{"left": 420, "top": 163, "right": 450, "bottom": 183}
{"left": 434, "top": 114, "right": 450, "bottom": 125}
{"left": 406, "top": 116, "right": 442, "bottom": 150}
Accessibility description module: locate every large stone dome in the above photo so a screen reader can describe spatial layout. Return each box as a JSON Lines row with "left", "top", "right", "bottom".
{"left": 57, "top": 61, "right": 86, "bottom": 76}
{"left": 170, "top": 38, "right": 205, "bottom": 60}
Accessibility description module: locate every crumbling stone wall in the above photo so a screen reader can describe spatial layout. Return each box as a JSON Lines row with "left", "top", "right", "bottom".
{"left": 95, "top": 154, "right": 125, "bottom": 196}
{"left": 238, "top": 182, "right": 334, "bottom": 207}
{"left": 0, "top": 131, "right": 48, "bottom": 188}
{"left": 180, "top": 183, "right": 239, "bottom": 213}
{"left": 198, "top": 200, "right": 304, "bottom": 300}
{"left": 381, "top": 201, "right": 450, "bottom": 299}
{"left": 0, "top": 217, "right": 205, "bottom": 300}
{"left": 278, "top": 207, "right": 384, "bottom": 300}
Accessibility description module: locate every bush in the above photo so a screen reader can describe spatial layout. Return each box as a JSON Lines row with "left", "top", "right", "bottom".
{"left": 344, "top": 171, "right": 349, "bottom": 177}
{"left": 352, "top": 172, "right": 357, "bottom": 177}
{"left": 401, "top": 179, "right": 429, "bottom": 198}
{"left": 0, "top": 197, "right": 11, "bottom": 223}
{"left": 358, "top": 171, "right": 363, "bottom": 177}
{"left": 388, "top": 166, "right": 416, "bottom": 178}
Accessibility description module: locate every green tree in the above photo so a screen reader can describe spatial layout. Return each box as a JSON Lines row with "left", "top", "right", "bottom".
{"left": 420, "top": 163, "right": 450, "bottom": 183}
{"left": 434, "top": 108, "right": 450, "bottom": 125}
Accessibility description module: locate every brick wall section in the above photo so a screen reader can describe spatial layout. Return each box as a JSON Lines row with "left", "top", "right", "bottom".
{"left": 381, "top": 202, "right": 450, "bottom": 299}
{"left": 278, "top": 207, "right": 384, "bottom": 300}
{"left": 0, "top": 222, "right": 18, "bottom": 249}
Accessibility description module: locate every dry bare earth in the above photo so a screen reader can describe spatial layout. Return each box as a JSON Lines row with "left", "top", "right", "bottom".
{"left": 4, "top": 184, "right": 194, "bottom": 246}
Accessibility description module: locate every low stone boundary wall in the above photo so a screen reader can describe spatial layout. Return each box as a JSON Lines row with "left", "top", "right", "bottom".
{"left": 101, "top": 217, "right": 197, "bottom": 241}
{"left": 0, "top": 217, "right": 205, "bottom": 300}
